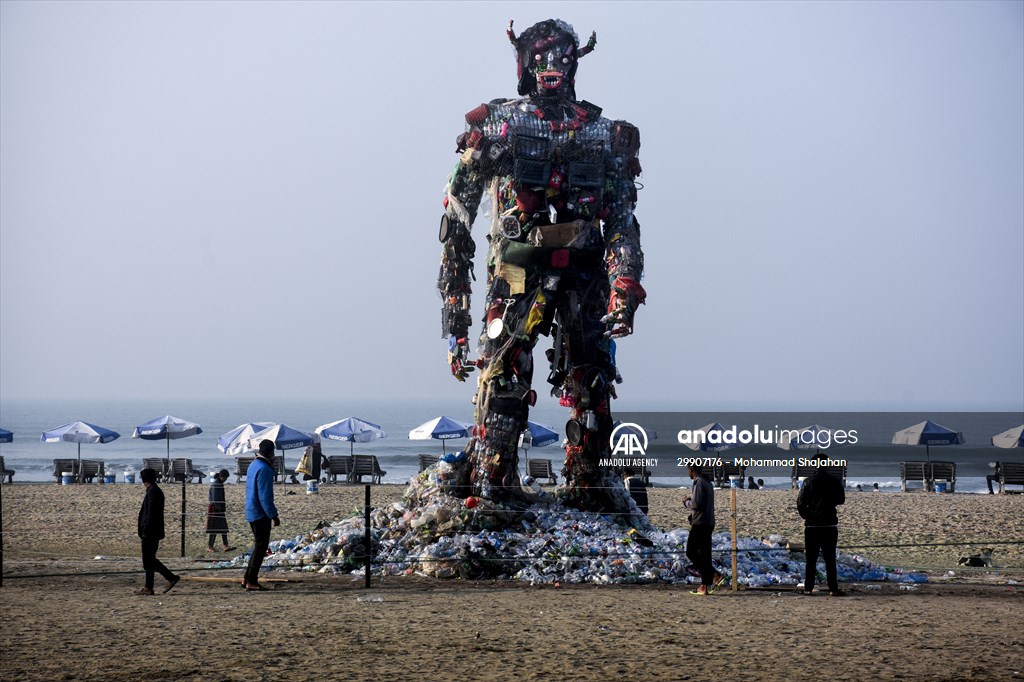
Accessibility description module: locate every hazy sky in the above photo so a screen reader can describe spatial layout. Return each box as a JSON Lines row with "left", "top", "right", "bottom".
{"left": 1, "top": 1, "right": 1021, "bottom": 411}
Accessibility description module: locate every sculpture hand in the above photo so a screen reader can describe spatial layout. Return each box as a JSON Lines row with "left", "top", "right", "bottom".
{"left": 603, "top": 276, "right": 647, "bottom": 338}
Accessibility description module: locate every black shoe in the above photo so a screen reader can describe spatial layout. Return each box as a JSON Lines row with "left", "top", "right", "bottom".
{"left": 162, "top": 575, "right": 180, "bottom": 594}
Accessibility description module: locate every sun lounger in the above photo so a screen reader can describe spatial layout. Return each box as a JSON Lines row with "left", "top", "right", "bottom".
{"left": 234, "top": 456, "right": 255, "bottom": 484}
{"left": 348, "top": 454, "right": 386, "bottom": 484}
{"left": 52, "top": 458, "right": 82, "bottom": 483}
{"left": 900, "top": 461, "right": 928, "bottom": 492}
{"left": 79, "top": 459, "right": 104, "bottom": 484}
{"left": 168, "top": 458, "right": 205, "bottom": 484}
{"left": 928, "top": 461, "right": 956, "bottom": 492}
{"left": 0, "top": 456, "right": 14, "bottom": 483}
{"left": 418, "top": 454, "right": 439, "bottom": 472}
{"left": 995, "top": 462, "right": 1024, "bottom": 494}
{"left": 713, "top": 463, "right": 747, "bottom": 488}
{"left": 273, "top": 455, "right": 298, "bottom": 484}
{"left": 527, "top": 458, "right": 558, "bottom": 485}
{"left": 326, "top": 455, "right": 352, "bottom": 483}
{"left": 142, "top": 458, "right": 170, "bottom": 482}
{"left": 792, "top": 464, "right": 847, "bottom": 490}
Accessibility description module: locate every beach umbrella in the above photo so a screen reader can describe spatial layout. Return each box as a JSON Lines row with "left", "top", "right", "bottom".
{"left": 218, "top": 422, "right": 276, "bottom": 456}
{"left": 776, "top": 425, "right": 832, "bottom": 455}
{"left": 518, "top": 421, "right": 559, "bottom": 463}
{"left": 408, "top": 416, "right": 470, "bottom": 455}
{"left": 991, "top": 424, "right": 1024, "bottom": 449}
{"left": 315, "top": 417, "right": 387, "bottom": 455}
{"left": 132, "top": 415, "right": 203, "bottom": 458}
{"left": 680, "top": 422, "right": 739, "bottom": 453}
{"left": 41, "top": 421, "right": 120, "bottom": 482}
{"left": 247, "top": 423, "right": 315, "bottom": 452}
{"left": 892, "top": 420, "right": 965, "bottom": 465}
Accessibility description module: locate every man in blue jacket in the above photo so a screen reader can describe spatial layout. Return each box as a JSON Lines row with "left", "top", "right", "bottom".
{"left": 136, "top": 467, "right": 180, "bottom": 595}
{"left": 244, "top": 439, "right": 280, "bottom": 591}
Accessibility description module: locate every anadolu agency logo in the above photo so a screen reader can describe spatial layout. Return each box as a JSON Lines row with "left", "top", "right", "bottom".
{"left": 609, "top": 422, "right": 648, "bottom": 456}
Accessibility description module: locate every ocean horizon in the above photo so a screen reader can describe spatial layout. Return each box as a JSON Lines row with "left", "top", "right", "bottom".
{"left": 0, "top": 399, "right": 1020, "bottom": 493}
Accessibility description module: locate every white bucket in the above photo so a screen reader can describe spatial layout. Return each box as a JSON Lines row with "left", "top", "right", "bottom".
{"left": 103, "top": 473, "right": 116, "bottom": 484}
{"left": 934, "top": 479, "right": 948, "bottom": 493}
{"left": 798, "top": 477, "right": 807, "bottom": 489}
{"left": 123, "top": 472, "right": 135, "bottom": 484}
{"left": 306, "top": 479, "right": 319, "bottom": 495}
{"left": 729, "top": 475, "right": 740, "bottom": 488}
{"left": 61, "top": 472, "right": 74, "bottom": 485}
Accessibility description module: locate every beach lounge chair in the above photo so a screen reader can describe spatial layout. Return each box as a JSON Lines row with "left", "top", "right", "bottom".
{"left": 79, "top": 459, "right": 104, "bottom": 484}
{"left": 168, "top": 458, "right": 205, "bottom": 484}
{"left": 418, "top": 454, "right": 439, "bottom": 472}
{"left": 900, "top": 461, "right": 928, "bottom": 492}
{"left": 326, "top": 456, "right": 352, "bottom": 483}
{"left": 52, "top": 458, "right": 80, "bottom": 483}
{"left": 142, "top": 458, "right": 170, "bottom": 482}
{"left": 713, "top": 463, "right": 747, "bottom": 488}
{"left": 234, "top": 456, "right": 255, "bottom": 483}
{"left": 349, "top": 454, "right": 386, "bottom": 484}
{"left": 791, "top": 464, "right": 847, "bottom": 489}
{"left": 995, "top": 462, "right": 1024, "bottom": 494}
{"left": 0, "top": 456, "right": 14, "bottom": 483}
{"left": 273, "top": 455, "right": 298, "bottom": 484}
{"left": 527, "top": 458, "right": 558, "bottom": 485}
{"left": 928, "top": 461, "right": 956, "bottom": 492}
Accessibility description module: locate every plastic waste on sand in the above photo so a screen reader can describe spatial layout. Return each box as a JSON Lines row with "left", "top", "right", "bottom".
{"left": 215, "top": 462, "right": 928, "bottom": 586}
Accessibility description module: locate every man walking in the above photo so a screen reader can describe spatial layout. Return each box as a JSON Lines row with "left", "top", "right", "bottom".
{"left": 685, "top": 465, "right": 723, "bottom": 595}
{"left": 136, "top": 467, "right": 180, "bottom": 595}
{"left": 797, "top": 463, "right": 846, "bottom": 596}
{"left": 243, "top": 439, "right": 280, "bottom": 591}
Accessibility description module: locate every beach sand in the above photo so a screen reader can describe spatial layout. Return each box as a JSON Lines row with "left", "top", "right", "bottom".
{"left": 1, "top": 483, "right": 1022, "bottom": 681}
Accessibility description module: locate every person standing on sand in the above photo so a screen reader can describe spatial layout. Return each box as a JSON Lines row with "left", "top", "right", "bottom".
{"left": 797, "top": 463, "right": 846, "bottom": 596}
{"left": 684, "top": 464, "right": 725, "bottom": 595}
{"left": 206, "top": 468, "right": 235, "bottom": 553}
{"left": 136, "top": 467, "right": 180, "bottom": 596}
{"left": 243, "top": 439, "right": 280, "bottom": 591}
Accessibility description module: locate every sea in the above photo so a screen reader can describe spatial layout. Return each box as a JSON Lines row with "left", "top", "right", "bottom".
{"left": 0, "top": 399, "right": 1021, "bottom": 494}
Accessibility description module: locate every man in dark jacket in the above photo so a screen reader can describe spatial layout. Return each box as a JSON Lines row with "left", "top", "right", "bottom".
{"left": 136, "top": 467, "right": 180, "bottom": 595}
{"left": 685, "top": 465, "right": 724, "bottom": 595}
{"left": 797, "top": 464, "right": 846, "bottom": 596}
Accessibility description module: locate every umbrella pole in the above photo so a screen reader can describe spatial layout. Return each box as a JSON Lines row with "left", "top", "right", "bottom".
{"left": 77, "top": 443, "right": 82, "bottom": 484}
{"left": 442, "top": 440, "right": 446, "bottom": 456}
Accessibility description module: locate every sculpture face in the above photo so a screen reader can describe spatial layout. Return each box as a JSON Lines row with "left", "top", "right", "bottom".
{"left": 529, "top": 33, "right": 575, "bottom": 94}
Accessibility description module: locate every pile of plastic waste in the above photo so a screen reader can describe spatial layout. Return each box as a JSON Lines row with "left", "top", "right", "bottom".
{"left": 219, "top": 458, "right": 928, "bottom": 586}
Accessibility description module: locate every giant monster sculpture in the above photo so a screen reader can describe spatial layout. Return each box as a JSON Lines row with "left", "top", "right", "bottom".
{"left": 437, "top": 19, "right": 646, "bottom": 516}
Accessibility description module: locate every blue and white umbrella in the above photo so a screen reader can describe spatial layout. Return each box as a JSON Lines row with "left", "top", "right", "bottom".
{"left": 315, "top": 417, "right": 387, "bottom": 455}
{"left": 991, "top": 424, "right": 1024, "bottom": 449}
{"left": 248, "top": 423, "right": 315, "bottom": 452}
{"left": 408, "top": 416, "right": 471, "bottom": 454}
{"left": 0, "top": 428, "right": 12, "bottom": 444}
{"left": 776, "top": 424, "right": 832, "bottom": 454}
{"left": 680, "top": 422, "right": 738, "bottom": 453}
{"left": 41, "top": 421, "right": 121, "bottom": 481}
{"left": 893, "top": 420, "right": 965, "bottom": 464}
{"left": 132, "top": 415, "right": 203, "bottom": 458}
{"left": 218, "top": 422, "right": 276, "bottom": 457}
{"left": 522, "top": 421, "right": 559, "bottom": 449}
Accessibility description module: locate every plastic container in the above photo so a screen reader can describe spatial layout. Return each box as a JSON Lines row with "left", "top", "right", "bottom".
{"left": 797, "top": 477, "right": 807, "bottom": 489}
{"left": 61, "top": 472, "right": 74, "bottom": 485}
{"left": 306, "top": 479, "right": 319, "bottom": 495}
{"left": 934, "top": 479, "right": 947, "bottom": 493}
{"left": 729, "top": 475, "right": 740, "bottom": 488}
{"left": 123, "top": 471, "right": 136, "bottom": 484}
{"left": 103, "top": 473, "right": 116, "bottom": 484}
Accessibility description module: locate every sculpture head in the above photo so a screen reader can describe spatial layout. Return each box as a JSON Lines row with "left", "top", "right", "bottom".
{"left": 507, "top": 19, "right": 596, "bottom": 100}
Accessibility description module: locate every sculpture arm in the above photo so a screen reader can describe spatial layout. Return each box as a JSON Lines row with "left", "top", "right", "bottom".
{"left": 602, "top": 120, "right": 646, "bottom": 338}
{"left": 437, "top": 107, "right": 491, "bottom": 379}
